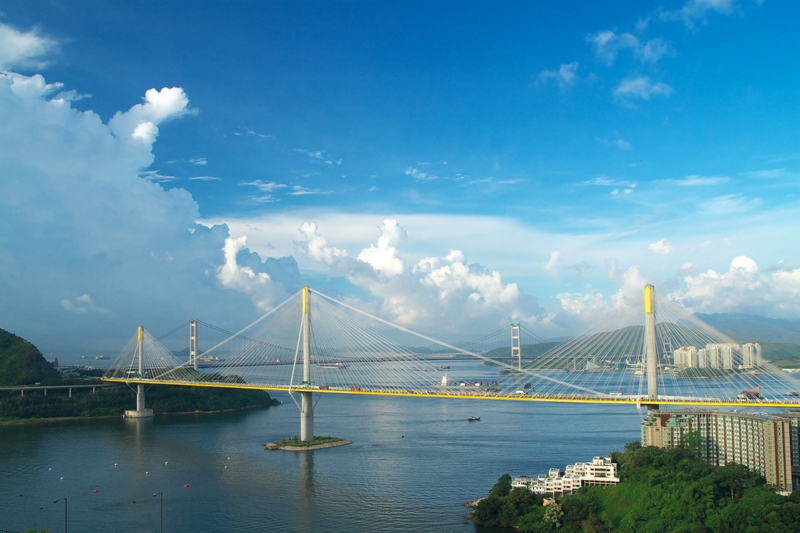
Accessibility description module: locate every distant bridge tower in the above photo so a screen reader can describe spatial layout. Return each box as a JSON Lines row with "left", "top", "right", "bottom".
{"left": 644, "top": 285, "right": 659, "bottom": 409}
{"left": 300, "top": 286, "right": 314, "bottom": 441}
{"left": 125, "top": 325, "right": 154, "bottom": 418}
{"left": 189, "top": 319, "right": 199, "bottom": 371}
{"left": 511, "top": 324, "right": 522, "bottom": 370}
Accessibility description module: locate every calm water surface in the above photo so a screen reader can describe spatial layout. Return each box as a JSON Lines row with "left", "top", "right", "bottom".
{"left": 1, "top": 362, "right": 642, "bottom": 532}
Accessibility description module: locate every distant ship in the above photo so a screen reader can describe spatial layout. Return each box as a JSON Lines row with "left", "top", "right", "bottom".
{"left": 317, "top": 362, "right": 348, "bottom": 369}
{"left": 196, "top": 355, "right": 225, "bottom": 367}
{"left": 467, "top": 416, "right": 481, "bottom": 422}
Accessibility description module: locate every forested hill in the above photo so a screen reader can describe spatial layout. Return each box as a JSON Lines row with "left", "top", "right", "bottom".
{"left": 695, "top": 312, "right": 800, "bottom": 345}
{"left": 483, "top": 342, "right": 561, "bottom": 360}
{"left": 0, "top": 328, "right": 60, "bottom": 386}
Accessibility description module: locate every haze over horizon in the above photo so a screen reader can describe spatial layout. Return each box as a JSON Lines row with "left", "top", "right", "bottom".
{"left": 1, "top": 1, "right": 798, "bottom": 353}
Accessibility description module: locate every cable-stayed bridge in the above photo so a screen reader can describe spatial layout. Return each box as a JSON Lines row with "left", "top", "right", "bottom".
{"left": 103, "top": 285, "right": 800, "bottom": 440}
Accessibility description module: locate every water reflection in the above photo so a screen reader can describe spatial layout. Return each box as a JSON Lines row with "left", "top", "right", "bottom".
{"left": 298, "top": 451, "right": 316, "bottom": 530}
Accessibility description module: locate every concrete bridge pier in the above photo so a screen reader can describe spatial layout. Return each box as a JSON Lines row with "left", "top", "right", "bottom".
{"left": 301, "top": 391, "right": 314, "bottom": 441}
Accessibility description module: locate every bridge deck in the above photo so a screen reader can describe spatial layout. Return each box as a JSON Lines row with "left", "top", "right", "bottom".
{"left": 101, "top": 378, "right": 800, "bottom": 409}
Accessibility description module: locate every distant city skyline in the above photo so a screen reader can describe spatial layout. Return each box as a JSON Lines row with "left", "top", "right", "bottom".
{"left": 1, "top": 1, "right": 798, "bottom": 351}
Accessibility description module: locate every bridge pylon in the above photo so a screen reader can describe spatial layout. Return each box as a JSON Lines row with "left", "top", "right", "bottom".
{"left": 189, "top": 319, "right": 199, "bottom": 371}
{"left": 300, "top": 286, "right": 314, "bottom": 441}
{"left": 643, "top": 285, "right": 659, "bottom": 411}
{"left": 511, "top": 324, "right": 521, "bottom": 370}
{"left": 124, "top": 325, "right": 154, "bottom": 418}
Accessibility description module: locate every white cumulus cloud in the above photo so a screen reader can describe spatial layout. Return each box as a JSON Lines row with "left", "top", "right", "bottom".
{"left": 295, "top": 220, "right": 543, "bottom": 337}
{"left": 297, "top": 222, "right": 348, "bottom": 266}
{"left": 649, "top": 239, "right": 676, "bottom": 255}
{"left": 0, "top": 66, "right": 258, "bottom": 350}
{"left": 357, "top": 220, "right": 407, "bottom": 277}
{"left": 109, "top": 87, "right": 195, "bottom": 145}
{"left": 217, "top": 236, "right": 289, "bottom": 311}
{"left": 670, "top": 256, "right": 800, "bottom": 317}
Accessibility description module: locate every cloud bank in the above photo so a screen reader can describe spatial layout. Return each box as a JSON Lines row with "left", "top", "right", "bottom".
{"left": 0, "top": 64, "right": 290, "bottom": 350}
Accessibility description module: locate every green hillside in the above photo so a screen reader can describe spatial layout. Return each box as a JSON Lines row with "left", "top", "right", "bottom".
{"left": 472, "top": 442, "right": 800, "bottom": 532}
{"left": 760, "top": 342, "right": 800, "bottom": 368}
{"left": 695, "top": 312, "right": 800, "bottom": 344}
{"left": 0, "top": 328, "right": 60, "bottom": 386}
{"left": 483, "top": 342, "right": 561, "bottom": 361}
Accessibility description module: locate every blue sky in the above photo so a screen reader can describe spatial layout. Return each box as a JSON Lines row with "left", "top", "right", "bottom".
{"left": 1, "top": 1, "right": 799, "bottom": 352}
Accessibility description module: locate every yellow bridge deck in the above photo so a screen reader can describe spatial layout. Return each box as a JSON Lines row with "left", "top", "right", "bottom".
{"left": 101, "top": 378, "right": 800, "bottom": 409}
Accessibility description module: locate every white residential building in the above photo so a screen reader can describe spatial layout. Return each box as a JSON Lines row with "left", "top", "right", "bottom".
{"left": 672, "top": 343, "right": 759, "bottom": 370}
{"left": 511, "top": 456, "right": 620, "bottom": 497}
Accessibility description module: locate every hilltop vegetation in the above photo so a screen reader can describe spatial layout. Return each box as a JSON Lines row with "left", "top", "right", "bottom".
{"left": 472, "top": 441, "right": 800, "bottom": 532}
{"left": 0, "top": 328, "right": 60, "bottom": 386}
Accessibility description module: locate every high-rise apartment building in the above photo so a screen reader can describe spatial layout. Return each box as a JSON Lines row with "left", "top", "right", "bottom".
{"left": 642, "top": 409, "right": 798, "bottom": 491}
{"left": 741, "top": 343, "right": 763, "bottom": 368}
{"left": 672, "top": 343, "right": 760, "bottom": 370}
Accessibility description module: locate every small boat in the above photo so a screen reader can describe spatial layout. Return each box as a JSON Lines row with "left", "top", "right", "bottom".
{"left": 467, "top": 416, "right": 481, "bottom": 422}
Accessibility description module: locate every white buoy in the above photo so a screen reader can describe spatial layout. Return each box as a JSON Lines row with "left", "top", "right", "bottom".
{"left": 60, "top": 477, "right": 64, "bottom": 480}
{"left": 145, "top": 472, "right": 149, "bottom": 475}
{"left": 114, "top": 464, "right": 117, "bottom": 467}
{"left": 49, "top": 468, "right": 52, "bottom": 471}
{"left": 165, "top": 462, "right": 168, "bottom": 465}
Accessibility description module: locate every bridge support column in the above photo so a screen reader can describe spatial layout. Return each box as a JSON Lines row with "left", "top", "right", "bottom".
{"left": 126, "top": 325, "right": 154, "bottom": 418}
{"left": 301, "top": 392, "right": 314, "bottom": 441}
{"left": 644, "top": 285, "right": 659, "bottom": 410}
{"left": 136, "top": 385, "right": 145, "bottom": 410}
{"left": 300, "top": 286, "right": 314, "bottom": 441}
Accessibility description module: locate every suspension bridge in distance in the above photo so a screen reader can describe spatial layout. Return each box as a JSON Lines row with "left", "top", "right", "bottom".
{"left": 102, "top": 285, "right": 800, "bottom": 440}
